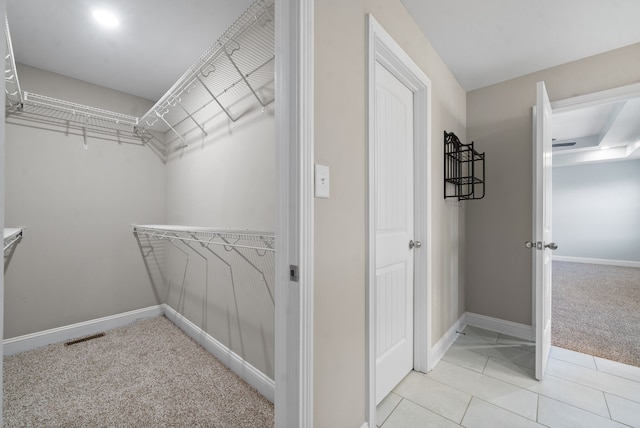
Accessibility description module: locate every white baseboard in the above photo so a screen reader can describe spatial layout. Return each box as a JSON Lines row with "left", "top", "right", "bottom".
{"left": 3, "top": 305, "right": 164, "bottom": 356}
{"left": 553, "top": 255, "right": 640, "bottom": 268}
{"left": 428, "top": 313, "right": 466, "bottom": 371}
{"left": 360, "top": 423, "right": 370, "bottom": 428}
{"left": 465, "top": 312, "right": 534, "bottom": 341}
{"left": 162, "top": 304, "right": 275, "bottom": 403}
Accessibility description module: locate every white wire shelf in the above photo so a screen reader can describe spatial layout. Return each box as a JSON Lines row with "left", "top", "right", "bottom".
{"left": 4, "top": 227, "right": 24, "bottom": 253}
{"left": 132, "top": 224, "right": 275, "bottom": 252}
{"left": 138, "top": 0, "right": 275, "bottom": 143}
{"left": 4, "top": 14, "right": 22, "bottom": 107}
{"left": 133, "top": 224, "right": 275, "bottom": 307}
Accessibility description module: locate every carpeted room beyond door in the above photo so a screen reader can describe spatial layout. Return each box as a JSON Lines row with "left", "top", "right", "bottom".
{"left": 3, "top": 316, "right": 274, "bottom": 427}
{"left": 552, "top": 261, "right": 640, "bottom": 367}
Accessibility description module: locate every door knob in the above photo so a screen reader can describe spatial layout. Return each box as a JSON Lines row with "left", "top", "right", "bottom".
{"left": 409, "top": 240, "right": 422, "bottom": 250}
{"left": 525, "top": 241, "right": 541, "bottom": 250}
{"left": 525, "top": 241, "right": 557, "bottom": 250}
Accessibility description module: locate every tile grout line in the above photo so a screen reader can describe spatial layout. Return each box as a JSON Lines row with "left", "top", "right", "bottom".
{"left": 602, "top": 391, "right": 614, "bottom": 421}
{"left": 379, "top": 397, "right": 403, "bottom": 427}
{"left": 394, "top": 394, "right": 470, "bottom": 426}
{"left": 547, "top": 361, "right": 640, "bottom": 403}
{"left": 458, "top": 395, "right": 473, "bottom": 426}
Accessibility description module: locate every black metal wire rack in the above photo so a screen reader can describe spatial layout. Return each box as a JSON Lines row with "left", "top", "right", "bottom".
{"left": 444, "top": 131, "right": 485, "bottom": 200}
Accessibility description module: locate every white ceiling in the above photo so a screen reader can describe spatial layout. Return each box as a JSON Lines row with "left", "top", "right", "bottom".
{"left": 6, "top": 0, "right": 254, "bottom": 101}
{"left": 8, "top": 1, "right": 640, "bottom": 99}
{"left": 553, "top": 97, "right": 640, "bottom": 166}
{"left": 401, "top": 0, "right": 640, "bottom": 91}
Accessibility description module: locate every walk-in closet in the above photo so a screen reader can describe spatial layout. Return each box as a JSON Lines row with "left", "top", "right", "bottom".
{"left": 3, "top": 0, "right": 276, "bottom": 425}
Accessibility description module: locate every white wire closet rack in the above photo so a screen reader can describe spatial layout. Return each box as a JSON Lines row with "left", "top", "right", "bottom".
{"left": 4, "top": 15, "right": 22, "bottom": 108}
{"left": 4, "top": 227, "right": 24, "bottom": 254}
{"left": 137, "top": 0, "right": 275, "bottom": 145}
{"left": 132, "top": 224, "right": 275, "bottom": 306}
{"left": 4, "top": 0, "right": 275, "bottom": 162}
{"left": 132, "top": 224, "right": 275, "bottom": 253}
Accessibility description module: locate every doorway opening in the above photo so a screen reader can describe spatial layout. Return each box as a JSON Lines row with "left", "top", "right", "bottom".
{"left": 550, "top": 93, "right": 640, "bottom": 368}
{"left": 534, "top": 84, "right": 640, "bottom": 379}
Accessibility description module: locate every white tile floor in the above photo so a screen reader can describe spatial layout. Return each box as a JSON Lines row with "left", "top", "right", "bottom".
{"left": 377, "top": 326, "right": 640, "bottom": 427}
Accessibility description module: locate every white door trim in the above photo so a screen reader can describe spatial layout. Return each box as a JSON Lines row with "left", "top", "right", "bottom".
{"left": 366, "top": 14, "right": 432, "bottom": 426}
{"left": 275, "top": 0, "right": 314, "bottom": 427}
{"left": 532, "top": 82, "right": 640, "bottom": 380}
{"left": 0, "top": 0, "right": 6, "bottom": 423}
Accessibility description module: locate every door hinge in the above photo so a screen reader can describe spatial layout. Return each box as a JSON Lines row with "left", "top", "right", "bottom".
{"left": 290, "top": 265, "right": 299, "bottom": 282}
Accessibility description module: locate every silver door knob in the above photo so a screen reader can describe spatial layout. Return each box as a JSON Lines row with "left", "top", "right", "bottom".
{"left": 409, "top": 240, "right": 422, "bottom": 250}
{"left": 525, "top": 241, "right": 536, "bottom": 249}
{"left": 545, "top": 242, "right": 558, "bottom": 250}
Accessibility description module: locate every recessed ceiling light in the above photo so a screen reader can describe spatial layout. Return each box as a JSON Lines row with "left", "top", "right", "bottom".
{"left": 92, "top": 9, "right": 119, "bottom": 28}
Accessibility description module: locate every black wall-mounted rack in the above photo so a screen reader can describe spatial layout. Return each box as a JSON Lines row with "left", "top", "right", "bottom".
{"left": 444, "top": 131, "right": 485, "bottom": 200}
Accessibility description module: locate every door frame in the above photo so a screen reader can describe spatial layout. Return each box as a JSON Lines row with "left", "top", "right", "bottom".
{"left": 274, "top": 0, "right": 314, "bottom": 427}
{"left": 532, "top": 81, "right": 640, "bottom": 379}
{"left": 366, "top": 14, "right": 432, "bottom": 426}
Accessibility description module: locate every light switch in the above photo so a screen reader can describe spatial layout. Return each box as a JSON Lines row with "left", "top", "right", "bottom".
{"left": 315, "top": 164, "right": 330, "bottom": 198}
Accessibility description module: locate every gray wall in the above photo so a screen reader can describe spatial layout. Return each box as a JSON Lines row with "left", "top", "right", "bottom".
{"left": 314, "top": 0, "right": 467, "bottom": 425}
{"left": 4, "top": 65, "right": 166, "bottom": 338}
{"left": 162, "top": 100, "right": 276, "bottom": 379}
{"left": 553, "top": 160, "right": 640, "bottom": 262}
{"left": 466, "top": 43, "right": 640, "bottom": 325}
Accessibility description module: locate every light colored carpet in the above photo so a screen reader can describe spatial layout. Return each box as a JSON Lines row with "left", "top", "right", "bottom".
{"left": 552, "top": 261, "right": 640, "bottom": 367}
{"left": 3, "top": 316, "right": 274, "bottom": 427}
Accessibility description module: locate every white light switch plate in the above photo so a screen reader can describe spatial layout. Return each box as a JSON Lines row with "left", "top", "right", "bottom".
{"left": 315, "top": 164, "right": 330, "bottom": 198}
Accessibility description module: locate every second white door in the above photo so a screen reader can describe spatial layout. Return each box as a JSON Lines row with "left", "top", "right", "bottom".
{"left": 374, "top": 61, "right": 415, "bottom": 404}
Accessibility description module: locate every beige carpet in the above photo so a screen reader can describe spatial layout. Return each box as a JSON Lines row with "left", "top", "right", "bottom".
{"left": 552, "top": 261, "right": 640, "bottom": 367}
{"left": 3, "top": 316, "right": 274, "bottom": 427}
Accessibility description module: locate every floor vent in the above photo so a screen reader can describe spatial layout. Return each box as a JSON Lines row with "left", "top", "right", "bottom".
{"left": 64, "top": 332, "right": 106, "bottom": 346}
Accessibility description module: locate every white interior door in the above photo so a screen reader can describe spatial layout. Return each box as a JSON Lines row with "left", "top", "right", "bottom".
{"left": 534, "top": 81, "right": 554, "bottom": 380}
{"left": 374, "top": 61, "right": 415, "bottom": 404}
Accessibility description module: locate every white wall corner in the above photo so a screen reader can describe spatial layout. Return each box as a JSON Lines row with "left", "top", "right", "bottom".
{"left": 427, "top": 313, "right": 467, "bottom": 372}
{"left": 162, "top": 304, "right": 275, "bottom": 403}
{"left": 465, "top": 312, "right": 534, "bottom": 341}
{"left": 3, "top": 305, "right": 164, "bottom": 356}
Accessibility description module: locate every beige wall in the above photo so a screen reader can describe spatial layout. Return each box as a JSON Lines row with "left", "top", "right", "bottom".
{"left": 4, "top": 65, "right": 165, "bottom": 338}
{"left": 314, "top": 0, "right": 466, "bottom": 426}
{"left": 466, "top": 43, "right": 640, "bottom": 325}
